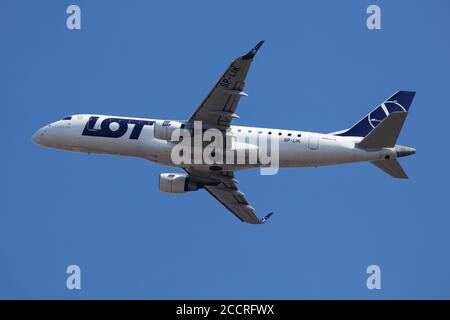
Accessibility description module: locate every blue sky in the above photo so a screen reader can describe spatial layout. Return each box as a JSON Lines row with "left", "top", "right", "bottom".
{"left": 1, "top": 0, "right": 450, "bottom": 299}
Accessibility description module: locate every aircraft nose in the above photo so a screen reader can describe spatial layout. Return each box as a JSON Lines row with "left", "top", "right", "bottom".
{"left": 32, "top": 129, "right": 43, "bottom": 145}
{"left": 32, "top": 126, "right": 49, "bottom": 145}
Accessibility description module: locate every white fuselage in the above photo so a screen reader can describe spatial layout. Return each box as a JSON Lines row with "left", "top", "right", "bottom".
{"left": 32, "top": 114, "right": 397, "bottom": 170}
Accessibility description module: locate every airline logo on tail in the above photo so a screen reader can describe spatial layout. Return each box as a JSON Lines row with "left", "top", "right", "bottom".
{"left": 336, "top": 91, "right": 415, "bottom": 137}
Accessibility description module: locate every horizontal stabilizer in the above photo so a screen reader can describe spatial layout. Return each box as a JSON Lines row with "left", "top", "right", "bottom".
{"left": 371, "top": 159, "right": 408, "bottom": 179}
{"left": 357, "top": 112, "right": 407, "bottom": 149}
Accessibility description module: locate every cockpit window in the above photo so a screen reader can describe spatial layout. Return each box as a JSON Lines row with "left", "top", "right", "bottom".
{"left": 62, "top": 116, "right": 72, "bottom": 120}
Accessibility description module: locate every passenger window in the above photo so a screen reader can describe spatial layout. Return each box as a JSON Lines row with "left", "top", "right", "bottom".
{"left": 268, "top": 132, "right": 272, "bottom": 135}
{"left": 278, "top": 132, "right": 282, "bottom": 136}
{"left": 288, "top": 133, "right": 292, "bottom": 136}
{"left": 297, "top": 134, "right": 301, "bottom": 137}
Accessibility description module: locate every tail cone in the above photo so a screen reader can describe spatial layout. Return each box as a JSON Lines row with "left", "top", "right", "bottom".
{"left": 395, "top": 145, "right": 416, "bottom": 158}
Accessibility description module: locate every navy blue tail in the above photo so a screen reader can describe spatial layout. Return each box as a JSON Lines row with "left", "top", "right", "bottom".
{"left": 334, "top": 91, "right": 416, "bottom": 137}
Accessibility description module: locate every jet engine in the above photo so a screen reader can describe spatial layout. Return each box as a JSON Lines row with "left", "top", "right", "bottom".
{"left": 159, "top": 173, "right": 200, "bottom": 193}
{"left": 154, "top": 120, "right": 185, "bottom": 141}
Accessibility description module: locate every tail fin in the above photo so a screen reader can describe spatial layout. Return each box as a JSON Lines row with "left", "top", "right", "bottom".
{"left": 334, "top": 91, "right": 416, "bottom": 137}
{"left": 334, "top": 91, "right": 417, "bottom": 179}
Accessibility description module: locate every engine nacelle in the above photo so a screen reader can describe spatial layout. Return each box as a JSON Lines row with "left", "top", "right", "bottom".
{"left": 159, "top": 173, "right": 199, "bottom": 193}
{"left": 154, "top": 120, "right": 184, "bottom": 141}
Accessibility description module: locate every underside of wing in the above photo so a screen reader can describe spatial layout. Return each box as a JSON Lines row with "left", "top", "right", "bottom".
{"left": 185, "top": 168, "right": 273, "bottom": 224}
{"left": 189, "top": 41, "right": 264, "bottom": 130}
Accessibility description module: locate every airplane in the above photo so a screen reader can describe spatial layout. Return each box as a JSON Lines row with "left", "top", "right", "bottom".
{"left": 32, "top": 41, "right": 416, "bottom": 224}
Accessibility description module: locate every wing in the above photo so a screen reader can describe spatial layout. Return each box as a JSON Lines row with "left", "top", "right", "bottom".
{"left": 188, "top": 41, "right": 264, "bottom": 130}
{"left": 185, "top": 169, "right": 273, "bottom": 224}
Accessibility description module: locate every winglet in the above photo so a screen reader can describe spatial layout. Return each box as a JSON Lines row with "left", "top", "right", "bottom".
{"left": 260, "top": 212, "right": 274, "bottom": 224}
{"left": 242, "top": 41, "right": 265, "bottom": 60}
